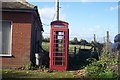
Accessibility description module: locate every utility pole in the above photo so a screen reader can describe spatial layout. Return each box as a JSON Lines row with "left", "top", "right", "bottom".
{"left": 56, "top": 0, "right": 59, "bottom": 20}
{"left": 55, "top": 0, "right": 59, "bottom": 52}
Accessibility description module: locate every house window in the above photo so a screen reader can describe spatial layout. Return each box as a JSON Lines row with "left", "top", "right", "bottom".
{"left": 0, "top": 20, "right": 12, "bottom": 56}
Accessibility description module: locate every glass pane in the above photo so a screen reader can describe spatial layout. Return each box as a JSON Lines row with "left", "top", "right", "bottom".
{"left": 58, "top": 32, "right": 64, "bottom": 35}
{"left": 58, "top": 36, "right": 63, "bottom": 39}
{"left": 55, "top": 57, "right": 62, "bottom": 61}
{"left": 54, "top": 53, "right": 62, "bottom": 56}
{"left": 55, "top": 62, "right": 62, "bottom": 65}
{"left": 53, "top": 25, "right": 65, "bottom": 28}
{"left": 0, "top": 21, "right": 2, "bottom": 54}
{"left": 55, "top": 57, "right": 62, "bottom": 65}
{"left": 2, "top": 21, "right": 11, "bottom": 54}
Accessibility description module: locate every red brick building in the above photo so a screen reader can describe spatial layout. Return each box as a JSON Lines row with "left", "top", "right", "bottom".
{"left": 0, "top": 1, "right": 44, "bottom": 68}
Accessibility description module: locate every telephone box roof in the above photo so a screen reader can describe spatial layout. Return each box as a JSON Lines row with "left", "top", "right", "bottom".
{"left": 51, "top": 20, "right": 69, "bottom": 26}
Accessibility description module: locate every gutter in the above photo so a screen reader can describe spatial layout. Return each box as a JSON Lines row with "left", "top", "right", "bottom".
{"left": 1, "top": 8, "right": 36, "bottom": 13}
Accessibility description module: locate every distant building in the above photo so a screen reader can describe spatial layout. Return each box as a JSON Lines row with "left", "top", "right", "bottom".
{"left": 0, "top": 0, "right": 44, "bottom": 68}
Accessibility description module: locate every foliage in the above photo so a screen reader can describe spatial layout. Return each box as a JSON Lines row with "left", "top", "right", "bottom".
{"left": 69, "top": 37, "right": 78, "bottom": 45}
{"left": 70, "top": 38, "right": 89, "bottom": 45}
{"left": 79, "top": 39, "right": 88, "bottom": 45}
{"left": 25, "top": 62, "right": 34, "bottom": 70}
{"left": 69, "top": 40, "right": 76, "bottom": 44}
{"left": 84, "top": 51, "right": 118, "bottom": 78}
{"left": 42, "top": 36, "right": 50, "bottom": 42}
{"left": 73, "top": 37, "right": 78, "bottom": 44}
{"left": 42, "top": 42, "right": 49, "bottom": 52}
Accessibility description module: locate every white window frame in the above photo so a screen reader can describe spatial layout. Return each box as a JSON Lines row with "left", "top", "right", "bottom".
{"left": 0, "top": 20, "right": 12, "bottom": 56}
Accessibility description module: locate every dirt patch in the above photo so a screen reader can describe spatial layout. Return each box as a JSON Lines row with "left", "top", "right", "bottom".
{"left": 73, "top": 69, "right": 86, "bottom": 78}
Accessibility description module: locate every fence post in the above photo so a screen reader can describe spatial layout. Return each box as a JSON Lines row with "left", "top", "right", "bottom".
{"left": 94, "top": 34, "right": 96, "bottom": 52}
{"left": 106, "top": 31, "right": 109, "bottom": 53}
{"left": 74, "top": 46, "right": 76, "bottom": 58}
{"left": 94, "top": 34, "right": 96, "bottom": 43}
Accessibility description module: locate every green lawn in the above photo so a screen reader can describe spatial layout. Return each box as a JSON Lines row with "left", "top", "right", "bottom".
{"left": 2, "top": 69, "right": 79, "bottom": 79}
{"left": 69, "top": 44, "right": 91, "bottom": 54}
{"left": 1, "top": 42, "right": 92, "bottom": 79}
{"left": 42, "top": 42, "right": 92, "bottom": 54}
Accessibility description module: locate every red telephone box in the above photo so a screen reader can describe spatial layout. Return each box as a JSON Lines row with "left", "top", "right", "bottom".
{"left": 49, "top": 20, "right": 69, "bottom": 71}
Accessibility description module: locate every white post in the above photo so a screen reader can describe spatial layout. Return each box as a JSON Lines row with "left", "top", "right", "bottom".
{"left": 35, "top": 53, "right": 40, "bottom": 66}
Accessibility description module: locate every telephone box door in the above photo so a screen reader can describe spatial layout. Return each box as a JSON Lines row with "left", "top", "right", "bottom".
{"left": 50, "top": 21, "right": 69, "bottom": 71}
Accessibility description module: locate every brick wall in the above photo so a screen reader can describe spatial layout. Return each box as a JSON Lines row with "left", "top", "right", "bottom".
{"left": 1, "top": 11, "right": 32, "bottom": 68}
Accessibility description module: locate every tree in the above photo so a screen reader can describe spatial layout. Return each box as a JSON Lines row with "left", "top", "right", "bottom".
{"left": 69, "top": 40, "right": 74, "bottom": 44}
{"left": 79, "top": 39, "right": 88, "bottom": 45}
{"left": 73, "top": 37, "right": 78, "bottom": 44}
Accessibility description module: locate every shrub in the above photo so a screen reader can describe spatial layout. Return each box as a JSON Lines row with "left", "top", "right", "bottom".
{"left": 84, "top": 51, "right": 118, "bottom": 78}
{"left": 25, "top": 62, "right": 34, "bottom": 70}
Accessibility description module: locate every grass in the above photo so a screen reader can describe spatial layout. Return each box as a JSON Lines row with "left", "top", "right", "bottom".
{"left": 1, "top": 42, "right": 92, "bottom": 79}
{"left": 2, "top": 69, "right": 76, "bottom": 78}
{"left": 69, "top": 44, "right": 91, "bottom": 54}
{"left": 42, "top": 42, "right": 92, "bottom": 54}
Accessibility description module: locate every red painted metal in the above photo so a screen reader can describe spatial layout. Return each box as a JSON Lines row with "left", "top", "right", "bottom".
{"left": 49, "top": 20, "right": 69, "bottom": 71}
